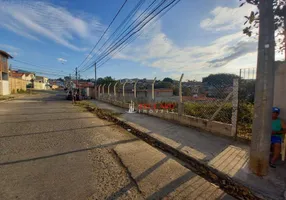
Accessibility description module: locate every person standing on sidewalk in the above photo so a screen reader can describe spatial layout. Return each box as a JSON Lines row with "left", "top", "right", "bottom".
{"left": 270, "top": 107, "right": 286, "bottom": 168}
{"left": 72, "top": 89, "right": 77, "bottom": 104}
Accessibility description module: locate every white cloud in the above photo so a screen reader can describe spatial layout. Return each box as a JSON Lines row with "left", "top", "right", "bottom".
{"left": 115, "top": 29, "right": 257, "bottom": 74}
{"left": 57, "top": 58, "right": 67, "bottom": 63}
{"left": 0, "top": 44, "right": 20, "bottom": 57}
{"left": 111, "top": 7, "right": 259, "bottom": 81}
{"left": 0, "top": 1, "right": 104, "bottom": 51}
{"left": 0, "top": 44, "right": 19, "bottom": 51}
{"left": 8, "top": 51, "right": 18, "bottom": 57}
{"left": 200, "top": 5, "right": 256, "bottom": 32}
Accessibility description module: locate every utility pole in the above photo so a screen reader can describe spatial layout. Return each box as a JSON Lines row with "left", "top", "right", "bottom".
{"left": 94, "top": 63, "right": 97, "bottom": 99}
{"left": 284, "top": 7, "right": 286, "bottom": 60}
{"left": 76, "top": 67, "right": 78, "bottom": 88}
{"left": 249, "top": 0, "right": 275, "bottom": 176}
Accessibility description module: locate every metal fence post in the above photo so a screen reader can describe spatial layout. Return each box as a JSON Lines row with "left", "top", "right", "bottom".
{"left": 178, "top": 73, "right": 184, "bottom": 116}
{"left": 232, "top": 78, "right": 240, "bottom": 138}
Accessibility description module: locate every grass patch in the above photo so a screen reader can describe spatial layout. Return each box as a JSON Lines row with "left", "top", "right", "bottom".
{"left": 184, "top": 102, "right": 232, "bottom": 123}
{"left": 75, "top": 101, "right": 121, "bottom": 117}
{"left": 184, "top": 101, "right": 254, "bottom": 140}
{"left": 0, "top": 96, "right": 14, "bottom": 101}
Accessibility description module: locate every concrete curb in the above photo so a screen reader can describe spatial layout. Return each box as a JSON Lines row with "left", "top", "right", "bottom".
{"left": 0, "top": 97, "right": 14, "bottom": 103}
{"left": 77, "top": 102, "right": 266, "bottom": 200}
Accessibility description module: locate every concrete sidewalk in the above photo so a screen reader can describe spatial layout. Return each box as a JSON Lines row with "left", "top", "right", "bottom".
{"left": 89, "top": 100, "right": 286, "bottom": 200}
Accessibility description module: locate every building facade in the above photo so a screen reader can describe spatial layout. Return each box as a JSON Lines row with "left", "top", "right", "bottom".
{"left": 0, "top": 50, "right": 13, "bottom": 95}
{"left": 34, "top": 76, "right": 49, "bottom": 90}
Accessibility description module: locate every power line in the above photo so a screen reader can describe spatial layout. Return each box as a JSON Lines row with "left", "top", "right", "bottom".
{"left": 84, "top": 0, "right": 235, "bottom": 73}
{"left": 95, "top": 0, "right": 181, "bottom": 70}
{"left": 95, "top": 0, "right": 167, "bottom": 63}
{"left": 11, "top": 67, "right": 69, "bottom": 77}
{"left": 94, "top": 0, "right": 232, "bottom": 73}
{"left": 79, "top": 0, "right": 148, "bottom": 72}
{"left": 77, "top": 0, "right": 128, "bottom": 71}
{"left": 80, "top": 0, "right": 172, "bottom": 71}
{"left": 80, "top": 0, "right": 161, "bottom": 72}
{"left": 82, "top": 0, "right": 181, "bottom": 72}
{"left": 11, "top": 59, "right": 70, "bottom": 75}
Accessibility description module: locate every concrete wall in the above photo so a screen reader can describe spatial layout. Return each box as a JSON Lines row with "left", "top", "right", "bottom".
{"left": 274, "top": 62, "right": 286, "bottom": 121}
{"left": 153, "top": 90, "right": 173, "bottom": 97}
{"left": 0, "top": 80, "right": 10, "bottom": 95}
{"left": 145, "top": 111, "right": 232, "bottom": 137}
{"left": 34, "top": 82, "right": 46, "bottom": 90}
{"left": 86, "top": 87, "right": 95, "bottom": 99}
{"left": 9, "top": 77, "right": 26, "bottom": 93}
{"left": 97, "top": 96, "right": 233, "bottom": 137}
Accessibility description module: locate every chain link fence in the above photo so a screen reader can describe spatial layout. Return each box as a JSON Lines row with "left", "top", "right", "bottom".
{"left": 182, "top": 73, "right": 236, "bottom": 124}
{"left": 237, "top": 68, "right": 256, "bottom": 140}
{"left": 95, "top": 69, "right": 258, "bottom": 139}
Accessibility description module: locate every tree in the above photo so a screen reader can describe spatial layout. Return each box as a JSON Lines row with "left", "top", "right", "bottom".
{"left": 240, "top": 0, "right": 286, "bottom": 53}
{"left": 96, "top": 76, "right": 116, "bottom": 85}
{"left": 64, "top": 76, "right": 71, "bottom": 80}
{"left": 173, "top": 86, "right": 179, "bottom": 95}
{"left": 163, "top": 77, "right": 174, "bottom": 83}
{"left": 183, "top": 87, "right": 191, "bottom": 96}
{"left": 154, "top": 81, "right": 172, "bottom": 89}
{"left": 239, "top": 79, "right": 256, "bottom": 103}
{"left": 202, "top": 73, "right": 239, "bottom": 86}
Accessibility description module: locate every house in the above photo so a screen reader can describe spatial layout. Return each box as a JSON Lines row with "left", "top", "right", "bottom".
{"left": 34, "top": 76, "right": 49, "bottom": 90}
{"left": 23, "top": 72, "right": 35, "bottom": 82}
{"left": 10, "top": 70, "right": 36, "bottom": 88}
{"left": 0, "top": 50, "right": 13, "bottom": 95}
{"left": 182, "top": 81, "right": 205, "bottom": 96}
{"left": 10, "top": 71, "right": 25, "bottom": 79}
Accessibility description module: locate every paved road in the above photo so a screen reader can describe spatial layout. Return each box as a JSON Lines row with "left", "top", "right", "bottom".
{"left": 0, "top": 91, "right": 233, "bottom": 200}
{"left": 0, "top": 91, "right": 144, "bottom": 200}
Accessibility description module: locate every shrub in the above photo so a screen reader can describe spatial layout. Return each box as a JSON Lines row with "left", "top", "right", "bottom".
{"left": 184, "top": 102, "right": 232, "bottom": 123}
{"left": 183, "top": 101, "right": 254, "bottom": 127}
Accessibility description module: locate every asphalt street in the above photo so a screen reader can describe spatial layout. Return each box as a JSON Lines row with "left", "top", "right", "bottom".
{"left": 0, "top": 90, "right": 233, "bottom": 200}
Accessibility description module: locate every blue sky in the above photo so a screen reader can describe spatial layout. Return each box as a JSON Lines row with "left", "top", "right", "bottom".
{"left": 0, "top": 0, "right": 284, "bottom": 81}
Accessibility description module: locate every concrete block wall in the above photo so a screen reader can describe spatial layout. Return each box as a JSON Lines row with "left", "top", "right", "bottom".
{"left": 97, "top": 96, "right": 233, "bottom": 137}
{"left": 274, "top": 62, "right": 286, "bottom": 121}
{"left": 1, "top": 80, "right": 10, "bottom": 95}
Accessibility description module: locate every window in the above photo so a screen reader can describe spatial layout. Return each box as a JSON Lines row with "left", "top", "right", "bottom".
{"left": 2, "top": 72, "right": 8, "bottom": 80}
{"left": 2, "top": 56, "right": 7, "bottom": 63}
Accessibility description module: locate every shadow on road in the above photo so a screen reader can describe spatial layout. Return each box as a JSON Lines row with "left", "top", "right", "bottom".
{"left": 0, "top": 138, "right": 139, "bottom": 166}
{"left": 0, "top": 124, "right": 116, "bottom": 139}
